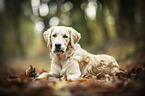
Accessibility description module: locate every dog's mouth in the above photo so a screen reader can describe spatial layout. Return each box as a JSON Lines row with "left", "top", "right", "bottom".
{"left": 54, "top": 49, "right": 64, "bottom": 54}
{"left": 52, "top": 43, "right": 65, "bottom": 54}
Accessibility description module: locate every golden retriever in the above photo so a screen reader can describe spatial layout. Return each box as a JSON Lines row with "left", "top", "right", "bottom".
{"left": 37, "top": 26, "right": 119, "bottom": 80}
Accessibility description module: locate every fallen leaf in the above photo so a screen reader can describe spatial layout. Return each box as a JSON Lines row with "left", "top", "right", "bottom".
{"left": 25, "top": 65, "right": 37, "bottom": 78}
{"left": 39, "top": 69, "right": 48, "bottom": 74}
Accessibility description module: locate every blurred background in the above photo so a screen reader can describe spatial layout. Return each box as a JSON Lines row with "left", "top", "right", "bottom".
{"left": 0, "top": 0, "right": 145, "bottom": 73}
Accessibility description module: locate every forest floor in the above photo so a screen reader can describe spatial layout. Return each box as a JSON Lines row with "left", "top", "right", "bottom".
{"left": 0, "top": 62, "right": 145, "bottom": 96}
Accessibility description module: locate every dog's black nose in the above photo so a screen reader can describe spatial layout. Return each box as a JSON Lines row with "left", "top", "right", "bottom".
{"left": 55, "top": 43, "right": 61, "bottom": 48}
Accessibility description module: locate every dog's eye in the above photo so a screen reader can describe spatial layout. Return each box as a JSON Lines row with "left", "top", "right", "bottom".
{"left": 52, "top": 34, "right": 57, "bottom": 37}
{"left": 63, "top": 35, "right": 68, "bottom": 38}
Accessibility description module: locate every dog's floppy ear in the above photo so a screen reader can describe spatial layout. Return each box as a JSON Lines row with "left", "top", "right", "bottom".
{"left": 43, "top": 27, "right": 54, "bottom": 47}
{"left": 69, "top": 27, "right": 81, "bottom": 48}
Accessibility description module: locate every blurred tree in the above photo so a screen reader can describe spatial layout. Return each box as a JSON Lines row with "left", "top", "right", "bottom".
{"left": 0, "top": 0, "right": 145, "bottom": 67}
{"left": 0, "top": 0, "right": 32, "bottom": 64}
{"left": 118, "top": 0, "right": 145, "bottom": 64}
{"left": 133, "top": 0, "right": 145, "bottom": 64}
{"left": 5, "top": 0, "right": 25, "bottom": 57}
{"left": 69, "top": 0, "right": 92, "bottom": 45}
{"left": 98, "top": 0, "right": 109, "bottom": 41}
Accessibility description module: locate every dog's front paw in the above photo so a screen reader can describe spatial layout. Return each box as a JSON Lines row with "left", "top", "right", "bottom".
{"left": 67, "top": 74, "right": 80, "bottom": 80}
{"left": 36, "top": 72, "right": 49, "bottom": 79}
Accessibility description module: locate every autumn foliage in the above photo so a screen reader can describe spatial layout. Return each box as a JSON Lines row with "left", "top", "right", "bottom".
{"left": 0, "top": 65, "right": 145, "bottom": 96}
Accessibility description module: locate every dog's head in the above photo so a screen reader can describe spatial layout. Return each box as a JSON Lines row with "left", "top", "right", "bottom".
{"left": 43, "top": 26, "right": 81, "bottom": 54}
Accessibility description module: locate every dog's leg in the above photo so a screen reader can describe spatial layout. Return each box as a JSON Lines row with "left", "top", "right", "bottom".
{"left": 90, "top": 55, "right": 119, "bottom": 75}
{"left": 37, "top": 72, "right": 50, "bottom": 79}
{"left": 37, "top": 63, "right": 61, "bottom": 79}
{"left": 61, "top": 61, "right": 81, "bottom": 80}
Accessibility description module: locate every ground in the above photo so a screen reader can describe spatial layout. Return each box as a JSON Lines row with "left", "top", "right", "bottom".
{"left": 0, "top": 64, "right": 145, "bottom": 96}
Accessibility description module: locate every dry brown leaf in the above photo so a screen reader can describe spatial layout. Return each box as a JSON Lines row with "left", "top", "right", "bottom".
{"left": 39, "top": 69, "right": 48, "bottom": 74}
{"left": 25, "top": 65, "right": 37, "bottom": 78}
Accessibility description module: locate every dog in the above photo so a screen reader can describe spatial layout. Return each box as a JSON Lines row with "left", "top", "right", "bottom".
{"left": 37, "top": 26, "right": 119, "bottom": 80}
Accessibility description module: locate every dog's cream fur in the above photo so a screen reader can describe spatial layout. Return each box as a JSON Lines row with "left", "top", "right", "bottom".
{"left": 37, "top": 26, "right": 119, "bottom": 80}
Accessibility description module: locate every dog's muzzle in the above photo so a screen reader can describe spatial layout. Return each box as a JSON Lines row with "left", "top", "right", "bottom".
{"left": 54, "top": 43, "right": 64, "bottom": 53}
